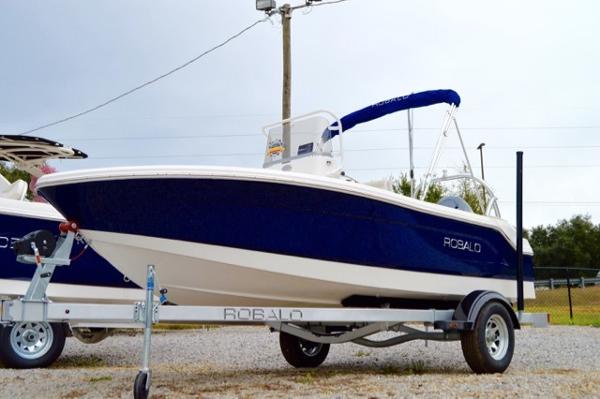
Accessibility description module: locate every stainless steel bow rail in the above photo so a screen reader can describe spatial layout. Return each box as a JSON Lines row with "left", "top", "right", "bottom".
{"left": 0, "top": 228, "right": 548, "bottom": 399}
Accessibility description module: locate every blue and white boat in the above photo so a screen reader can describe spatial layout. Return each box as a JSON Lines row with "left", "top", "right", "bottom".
{"left": 0, "top": 135, "right": 141, "bottom": 303}
{"left": 36, "top": 90, "right": 535, "bottom": 308}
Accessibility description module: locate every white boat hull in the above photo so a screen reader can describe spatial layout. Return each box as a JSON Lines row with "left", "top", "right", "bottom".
{"left": 86, "top": 229, "right": 535, "bottom": 307}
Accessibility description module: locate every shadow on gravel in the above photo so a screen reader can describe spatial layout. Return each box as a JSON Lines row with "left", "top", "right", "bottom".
{"left": 145, "top": 363, "right": 469, "bottom": 397}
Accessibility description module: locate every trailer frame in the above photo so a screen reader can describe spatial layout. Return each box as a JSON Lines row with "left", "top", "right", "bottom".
{"left": 0, "top": 230, "right": 547, "bottom": 399}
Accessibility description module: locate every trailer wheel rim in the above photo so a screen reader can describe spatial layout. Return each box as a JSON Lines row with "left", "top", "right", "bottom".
{"left": 484, "top": 314, "right": 509, "bottom": 360}
{"left": 299, "top": 339, "right": 323, "bottom": 357}
{"left": 9, "top": 322, "right": 54, "bottom": 360}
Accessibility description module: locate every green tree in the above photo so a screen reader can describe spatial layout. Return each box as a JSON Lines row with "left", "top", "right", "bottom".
{"left": 0, "top": 162, "right": 31, "bottom": 185}
{"left": 528, "top": 215, "right": 600, "bottom": 279}
{"left": 392, "top": 173, "right": 446, "bottom": 203}
{"left": 0, "top": 162, "right": 33, "bottom": 199}
{"left": 391, "top": 172, "right": 482, "bottom": 213}
{"left": 456, "top": 177, "right": 484, "bottom": 214}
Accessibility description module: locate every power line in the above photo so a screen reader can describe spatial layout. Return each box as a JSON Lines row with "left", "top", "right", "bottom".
{"left": 499, "top": 201, "right": 600, "bottom": 205}
{"left": 344, "top": 145, "right": 600, "bottom": 151}
{"left": 45, "top": 133, "right": 600, "bottom": 150}
{"left": 369, "top": 126, "right": 600, "bottom": 131}
{"left": 92, "top": 153, "right": 263, "bottom": 160}
{"left": 309, "top": 0, "right": 350, "bottom": 7}
{"left": 15, "top": 17, "right": 270, "bottom": 136}
{"left": 289, "top": 0, "right": 350, "bottom": 12}
{"left": 350, "top": 126, "right": 600, "bottom": 132}
{"left": 47, "top": 127, "right": 600, "bottom": 142}
{"left": 347, "top": 164, "right": 600, "bottom": 171}
{"left": 59, "top": 133, "right": 263, "bottom": 141}
{"left": 83, "top": 151, "right": 600, "bottom": 169}
{"left": 49, "top": 135, "right": 600, "bottom": 147}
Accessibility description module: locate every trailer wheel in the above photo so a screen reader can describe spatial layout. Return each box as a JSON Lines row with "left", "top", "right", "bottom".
{"left": 0, "top": 322, "right": 66, "bottom": 368}
{"left": 460, "top": 301, "right": 514, "bottom": 374}
{"left": 279, "top": 332, "right": 330, "bottom": 368}
{"left": 133, "top": 370, "right": 150, "bottom": 399}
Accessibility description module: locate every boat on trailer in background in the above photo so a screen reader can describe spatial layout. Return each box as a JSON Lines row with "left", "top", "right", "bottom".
{"left": 36, "top": 90, "right": 535, "bottom": 309}
{"left": 0, "top": 135, "right": 142, "bottom": 368}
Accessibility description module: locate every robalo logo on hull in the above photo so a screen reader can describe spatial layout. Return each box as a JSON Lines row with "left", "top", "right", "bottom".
{"left": 443, "top": 236, "right": 482, "bottom": 253}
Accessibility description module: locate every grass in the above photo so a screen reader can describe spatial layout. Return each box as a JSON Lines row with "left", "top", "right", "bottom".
{"left": 381, "top": 360, "right": 427, "bottom": 376}
{"left": 296, "top": 371, "right": 315, "bottom": 384}
{"left": 525, "top": 285, "right": 600, "bottom": 326}
{"left": 88, "top": 375, "right": 113, "bottom": 383}
{"left": 53, "top": 354, "right": 107, "bottom": 369}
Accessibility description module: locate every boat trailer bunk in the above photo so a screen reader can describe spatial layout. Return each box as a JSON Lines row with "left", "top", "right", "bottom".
{"left": 0, "top": 227, "right": 548, "bottom": 399}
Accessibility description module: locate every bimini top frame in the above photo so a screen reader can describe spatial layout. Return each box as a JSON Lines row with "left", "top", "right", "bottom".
{"left": 323, "top": 89, "right": 499, "bottom": 218}
{"left": 0, "top": 135, "right": 87, "bottom": 177}
{"left": 260, "top": 90, "right": 500, "bottom": 217}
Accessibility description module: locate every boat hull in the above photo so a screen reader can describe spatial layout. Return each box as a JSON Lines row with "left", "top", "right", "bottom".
{"left": 37, "top": 166, "right": 536, "bottom": 306}
{"left": 83, "top": 230, "right": 534, "bottom": 307}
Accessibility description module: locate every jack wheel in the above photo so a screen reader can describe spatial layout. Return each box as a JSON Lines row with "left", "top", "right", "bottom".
{"left": 460, "top": 301, "right": 515, "bottom": 373}
{"left": 133, "top": 370, "right": 151, "bottom": 399}
{"left": 279, "top": 331, "right": 330, "bottom": 368}
{"left": 0, "top": 322, "right": 66, "bottom": 368}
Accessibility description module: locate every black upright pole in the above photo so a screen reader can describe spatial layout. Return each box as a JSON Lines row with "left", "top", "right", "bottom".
{"left": 566, "top": 269, "right": 574, "bottom": 321}
{"left": 516, "top": 151, "right": 524, "bottom": 312}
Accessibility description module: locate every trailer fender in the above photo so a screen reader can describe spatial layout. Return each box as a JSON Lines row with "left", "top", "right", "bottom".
{"left": 435, "top": 290, "right": 520, "bottom": 331}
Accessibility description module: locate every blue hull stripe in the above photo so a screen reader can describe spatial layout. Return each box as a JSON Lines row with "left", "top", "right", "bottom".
{"left": 0, "top": 212, "right": 138, "bottom": 288}
{"left": 40, "top": 178, "right": 535, "bottom": 281}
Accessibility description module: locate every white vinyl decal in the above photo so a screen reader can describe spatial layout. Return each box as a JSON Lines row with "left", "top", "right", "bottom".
{"left": 0, "top": 236, "right": 19, "bottom": 250}
{"left": 443, "top": 236, "right": 482, "bottom": 253}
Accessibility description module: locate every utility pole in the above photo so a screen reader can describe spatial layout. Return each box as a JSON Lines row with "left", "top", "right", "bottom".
{"left": 256, "top": 0, "right": 332, "bottom": 160}
{"left": 281, "top": 4, "right": 292, "bottom": 160}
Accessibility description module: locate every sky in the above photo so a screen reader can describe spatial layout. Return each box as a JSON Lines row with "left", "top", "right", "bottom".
{"left": 1, "top": 0, "right": 599, "bottom": 228}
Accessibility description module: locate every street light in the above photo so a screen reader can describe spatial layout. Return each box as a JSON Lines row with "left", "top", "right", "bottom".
{"left": 476, "top": 143, "right": 486, "bottom": 211}
{"left": 256, "top": 0, "right": 277, "bottom": 12}
{"left": 476, "top": 142, "right": 486, "bottom": 180}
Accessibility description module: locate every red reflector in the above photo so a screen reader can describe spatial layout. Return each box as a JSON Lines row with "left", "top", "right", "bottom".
{"left": 59, "top": 221, "right": 79, "bottom": 233}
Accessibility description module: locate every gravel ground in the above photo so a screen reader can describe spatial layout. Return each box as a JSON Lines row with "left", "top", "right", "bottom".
{"left": 0, "top": 325, "right": 599, "bottom": 398}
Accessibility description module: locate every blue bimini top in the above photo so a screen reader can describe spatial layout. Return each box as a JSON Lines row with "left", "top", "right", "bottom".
{"left": 324, "top": 89, "right": 460, "bottom": 140}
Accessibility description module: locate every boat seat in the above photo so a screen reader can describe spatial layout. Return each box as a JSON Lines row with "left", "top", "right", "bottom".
{"left": 0, "top": 179, "right": 28, "bottom": 201}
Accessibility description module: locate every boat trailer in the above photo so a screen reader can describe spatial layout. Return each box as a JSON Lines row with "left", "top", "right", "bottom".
{"left": 0, "top": 226, "right": 547, "bottom": 399}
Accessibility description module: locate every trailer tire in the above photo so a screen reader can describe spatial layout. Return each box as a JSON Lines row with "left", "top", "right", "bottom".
{"left": 0, "top": 322, "right": 66, "bottom": 368}
{"left": 133, "top": 370, "right": 150, "bottom": 399}
{"left": 460, "top": 301, "right": 514, "bottom": 374}
{"left": 279, "top": 332, "right": 329, "bottom": 368}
